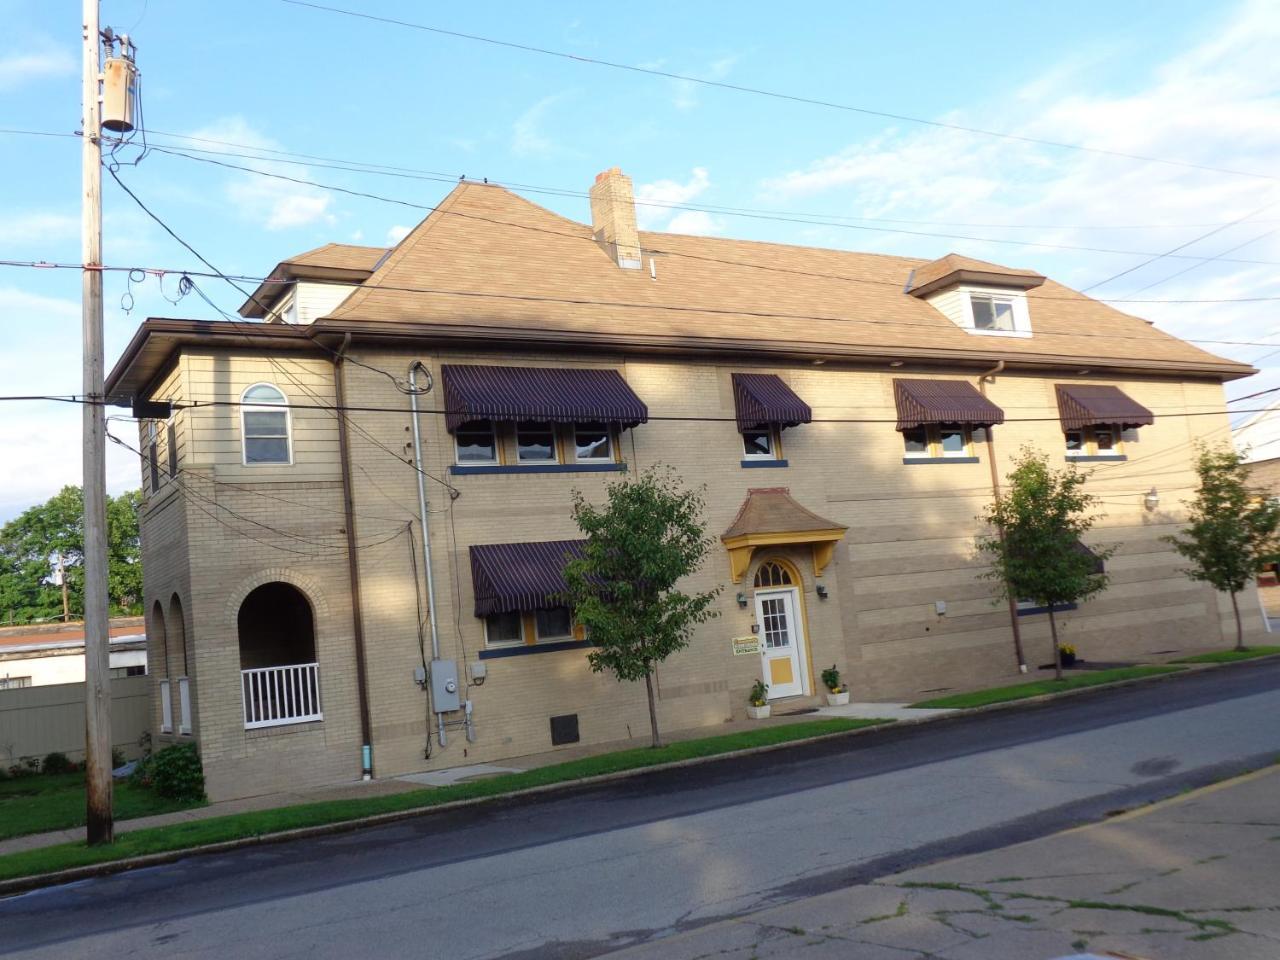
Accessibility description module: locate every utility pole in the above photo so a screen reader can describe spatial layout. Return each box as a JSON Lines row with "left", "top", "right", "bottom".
{"left": 82, "top": 0, "right": 113, "bottom": 845}
{"left": 56, "top": 553, "right": 70, "bottom": 622}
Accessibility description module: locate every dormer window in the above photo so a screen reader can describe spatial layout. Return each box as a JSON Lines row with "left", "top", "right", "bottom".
{"left": 970, "top": 294, "right": 1016, "bottom": 332}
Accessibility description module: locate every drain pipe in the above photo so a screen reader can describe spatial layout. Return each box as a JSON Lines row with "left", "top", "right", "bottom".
{"left": 333, "top": 333, "right": 375, "bottom": 777}
{"left": 407, "top": 360, "right": 446, "bottom": 747}
{"left": 978, "top": 360, "right": 1028, "bottom": 673}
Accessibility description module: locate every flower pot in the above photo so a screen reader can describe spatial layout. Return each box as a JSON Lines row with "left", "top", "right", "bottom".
{"left": 825, "top": 690, "right": 850, "bottom": 706}
{"left": 1060, "top": 653, "right": 1077, "bottom": 668}
{"left": 747, "top": 703, "right": 771, "bottom": 720}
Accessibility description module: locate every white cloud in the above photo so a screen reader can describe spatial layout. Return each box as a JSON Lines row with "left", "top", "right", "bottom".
{"left": 511, "top": 94, "right": 567, "bottom": 157}
{"left": 188, "top": 117, "right": 335, "bottom": 231}
{"left": 386, "top": 224, "right": 411, "bottom": 244}
{"left": 756, "top": 0, "right": 1280, "bottom": 377}
{"left": 672, "top": 55, "right": 739, "bottom": 112}
{"left": 635, "top": 167, "right": 718, "bottom": 232}
{"left": 0, "top": 46, "right": 75, "bottom": 91}
{"left": 0, "top": 212, "right": 79, "bottom": 250}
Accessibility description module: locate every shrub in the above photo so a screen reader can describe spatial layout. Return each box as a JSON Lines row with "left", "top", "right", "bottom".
{"left": 42, "top": 751, "right": 74, "bottom": 775}
{"left": 147, "top": 743, "right": 205, "bottom": 802}
{"left": 111, "top": 747, "right": 126, "bottom": 769}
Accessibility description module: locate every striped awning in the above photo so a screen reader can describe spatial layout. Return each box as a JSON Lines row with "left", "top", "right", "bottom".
{"left": 441, "top": 365, "right": 648, "bottom": 434}
{"left": 731, "top": 373, "right": 813, "bottom": 432}
{"left": 1055, "top": 385, "right": 1154, "bottom": 432}
{"left": 470, "top": 540, "right": 586, "bottom": 617}
{"left": 893, "top": 379, "right": 1005, "bottom": 431}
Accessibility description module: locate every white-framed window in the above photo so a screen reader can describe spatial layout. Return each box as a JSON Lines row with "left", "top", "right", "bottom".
{"left": 1066, "top": 424, "right": 1127, "bottom": 459}
{"left": 455, "top": 420, "right": 498, "bottom": 465}
{"left": 484, "top": 610, "right": 524, "bottom": 646}
{"left": 516, "top": 420, "right": 557, "bottom": 463}
{"left": 240, "top": 383, "right": 292, "bottom": 465}
{"left": 574, "top": 422, "right": 613, "bottom": 462}
{"left": 970, "top": 294, "right": 1017, "bottom": 332}
{"left": 166, "top": 419, "right": 178, "bottom": 480}
{"left": 534, "top": 606, "right": 574, "bottom": 643}
{"left": 903, "top": 424, "right": 975, "bottom": 459}
{"left": 742, "top": 427, "right": 776, "bottom": 460}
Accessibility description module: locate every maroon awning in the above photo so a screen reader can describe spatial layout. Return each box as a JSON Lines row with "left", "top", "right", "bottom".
{"left": 442, "top": 365, "right": 648, "bottom": 433}
{"left": 893, "top": 379, "right": 1005, "bottom": 431}
{"left": 470, "top": 540, "right": 586, "bottom": 616}
{"left": 732, "top": 373, "right": 812, "bottom": 432}
{"left": 1055, "top": 385, "right": 1154, "bottom": 432}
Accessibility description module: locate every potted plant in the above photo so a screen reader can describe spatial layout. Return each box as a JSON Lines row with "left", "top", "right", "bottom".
{"left": 747, "top": 679, "right": 770, "bottom": 719}
{"left": 821, "top": 665, "right": 850, "bottom": 706}
{"left": 1059, "top": 643, "right": 1078, "bottom": 668}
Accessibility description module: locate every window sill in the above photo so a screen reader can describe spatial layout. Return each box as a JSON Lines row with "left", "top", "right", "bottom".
{"left": 741, "top": 458, "right": 789, "bottom": 469}
{"left": 1016, "top": 602, "right": 1079, "bottom": 617}
{"left": 450, "top": 463, "right": 628, "bottom": 476}
{"left": 478, "top": 639, "right": 594, "bottom": 659}
{"left": 1065, "top": 455, "right": 1128, "bottom": 462}
{"left": 903, "top": 456, "right": 979, "bottom": 465}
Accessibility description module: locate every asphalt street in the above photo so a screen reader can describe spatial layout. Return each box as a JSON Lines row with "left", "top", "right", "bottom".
{"left": 2, "top": 661, "right": 1278, "bottom": 960}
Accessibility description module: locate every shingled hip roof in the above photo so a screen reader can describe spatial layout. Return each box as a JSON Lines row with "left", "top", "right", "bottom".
{"left": 893, "top": 379, "right": 1006, "bottom": 431}
{"left": 470, "top": 540, "right": 586, "bottom": 617}
{"left": 1055, "top": 384, "right": 1155, "bottom": 432}
{"left": 731, "top": 373, "right": 812, "bottom": 432}
{"left": 441, "top": 364, "right": 648, "bottom": 434}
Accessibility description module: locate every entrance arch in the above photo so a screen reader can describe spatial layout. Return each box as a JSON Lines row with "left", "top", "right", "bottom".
{"left": 237, "top": 583, "right": 322, "bottom": 728}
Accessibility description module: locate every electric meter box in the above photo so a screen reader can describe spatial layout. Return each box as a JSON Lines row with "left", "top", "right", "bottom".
{"left": 431, "top": 659, "right": 461, "bottom": 712}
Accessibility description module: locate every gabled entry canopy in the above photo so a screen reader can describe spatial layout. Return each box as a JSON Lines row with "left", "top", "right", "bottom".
{"left": 722, "top": 487, "right": 848, "bottom": 582}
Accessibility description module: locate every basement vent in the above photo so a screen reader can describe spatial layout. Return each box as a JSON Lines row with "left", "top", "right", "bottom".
{"left": 550, "top": 714, "right": 580, "bottom": 746}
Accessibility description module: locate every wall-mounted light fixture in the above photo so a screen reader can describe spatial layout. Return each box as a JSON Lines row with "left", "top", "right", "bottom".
{"left": 736, "top": 592, "right": 748, "bottom": 608}
{"left": 816, "top": 584, "right": 829, "bottom": 600}
{"left": 1144, "top": 487, "right": 1160, "bottom": 511}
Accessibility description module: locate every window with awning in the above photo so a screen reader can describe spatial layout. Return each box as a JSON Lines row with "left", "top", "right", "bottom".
{"left": 731, "top": 373, "right": 812, "bottom": 464}
{"left": 470, "top": 540, "right": 588, "bottom": 654}
{"left": 442, "top": 365, "right": 648, "bottom": 434}
{"left": 1056, "top": 385, "right": 1153, "bottom": 460}
{"left": 893, "top": 379, "right": 1004, "bottom": 462}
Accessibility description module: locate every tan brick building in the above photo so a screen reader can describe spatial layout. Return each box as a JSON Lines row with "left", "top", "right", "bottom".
{"left": 107, "top": 168, "right": 1264, "bottom": 801}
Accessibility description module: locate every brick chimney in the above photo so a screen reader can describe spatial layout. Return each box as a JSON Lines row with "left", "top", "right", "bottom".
{"left": 589, "top": 167, "right": 642, "bottom": 269}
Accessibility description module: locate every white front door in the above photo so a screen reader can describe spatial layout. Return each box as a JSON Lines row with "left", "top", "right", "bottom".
{"left": 755, "top": 587, "right": 807, "bottom": 700}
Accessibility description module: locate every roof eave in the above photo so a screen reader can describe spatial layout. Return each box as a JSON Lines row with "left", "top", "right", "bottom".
{"left": 908, "top": 268, "right": 1046, "bottom": 299}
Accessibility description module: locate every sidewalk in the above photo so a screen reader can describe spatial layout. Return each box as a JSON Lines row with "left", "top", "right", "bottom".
{"left": 609, "top": 765, "right": 1280, "bottom": 960}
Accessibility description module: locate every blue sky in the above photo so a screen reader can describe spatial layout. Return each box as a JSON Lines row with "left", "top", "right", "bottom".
{"left": 2, "top": 0, "right": 1278, "bottom": 519}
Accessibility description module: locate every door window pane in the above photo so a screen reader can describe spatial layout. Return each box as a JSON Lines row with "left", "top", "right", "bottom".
{"left": 485, "top": 611, "right": 523, "bottom": 646}
{"left": 902, "top": 427, "right": 928, "bottom": 456}
{"left": 534, "top": 606, "right": 573, "bottom": 641}
{"left": 517, "top": 421, "right": 557, "bottom": 462}
{"left": 760, "top": 596, "right": 791, "bottom": 649}
{"left": 742, "top": 429, "right": 773, "bottom": 459}
{"left": 456, "top": 421, "right": 497, "bottom": 464}
{"left": 574, "top": 422, "right": 612, "bottom": 461}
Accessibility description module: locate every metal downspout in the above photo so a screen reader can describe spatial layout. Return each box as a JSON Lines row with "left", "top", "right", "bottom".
{"left": 333, "top": 333, "right": 376, "bottom": 776}
{"left": 408, "top": 360, "right": 446, "bottom": 747}
{"left": 978, "top": 360, "right": 1028, "bottom": 673}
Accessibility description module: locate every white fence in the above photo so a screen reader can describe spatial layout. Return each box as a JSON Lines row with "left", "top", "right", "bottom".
{"left": 241, "top": 662, "right": 322, "bottom": 729}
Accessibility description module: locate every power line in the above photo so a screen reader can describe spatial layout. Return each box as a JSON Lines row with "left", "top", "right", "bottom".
{"left": 279, "top": 0, "right": 1279, "bottom": 184}
{"left": 152, "top": 146, "right": 1280, "bottom": 269}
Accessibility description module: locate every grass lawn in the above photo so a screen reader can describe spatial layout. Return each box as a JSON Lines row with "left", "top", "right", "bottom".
{"left": 0, "top": 772, "right": 205, "bottom": 842}
{"left": 909, "top": 665, "right": 1185, "bottom": 710}
{"left": 1172, "top": 645, "right": 1280, "bottom": 664}
{"left": 0, "top": 717, "right": 889, "bottom": 884}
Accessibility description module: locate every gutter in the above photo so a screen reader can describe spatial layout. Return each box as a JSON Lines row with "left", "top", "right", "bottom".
{"left": 977, "top": 360, "right": 1028, "bottom": 673}
{"left": 333, "top": 333, "right": 375, "bottom": 779}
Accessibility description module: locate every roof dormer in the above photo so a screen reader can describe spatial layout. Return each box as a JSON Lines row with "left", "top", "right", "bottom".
{"left": 907, "top": 254, "right": 1045, "bottom": 339}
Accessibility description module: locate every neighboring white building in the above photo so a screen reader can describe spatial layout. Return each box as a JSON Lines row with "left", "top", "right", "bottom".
{"left": 0, "top": 619, "right": 147, "bottom": 688}
{"left": 1233, "top": 398, "right": 1280, "bottom": 463}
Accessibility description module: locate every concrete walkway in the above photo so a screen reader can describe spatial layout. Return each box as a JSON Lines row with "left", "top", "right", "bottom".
{"left": 609, "top": 765, "right": 1280, "bottom": 960}
{"left": 816, "top": 700, "right": 956, "bottom": 722}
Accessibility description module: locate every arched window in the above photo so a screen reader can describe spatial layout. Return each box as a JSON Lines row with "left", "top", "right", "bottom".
{"left": 754, "top": 561, "right": 793, "bottom": 588}
{"left": 168, "top": 593, "right": 188, "bottom": 677}
{"left": 240, "top": 383, "right": 291, "bottom": 465}
{"left": 151, "top": 600, "right": 168, "bottom": 678}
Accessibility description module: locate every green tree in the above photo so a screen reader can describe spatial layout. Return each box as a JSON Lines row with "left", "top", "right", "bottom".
{"left": 562, "top": 467, "right": 720, "bottom": 748}
{"left": 0, "top": 486, "right": 143, "bottom": 624}
{"left": 1163, "top": 445, "right": 1280, "bottom": 651}
{"left": 978, "top": 449, "right": 1113, "bottom": 679}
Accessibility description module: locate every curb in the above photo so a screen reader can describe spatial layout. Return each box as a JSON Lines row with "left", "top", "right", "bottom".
{"left": 1, "top": 652, "right": 1275, "bottom": 897}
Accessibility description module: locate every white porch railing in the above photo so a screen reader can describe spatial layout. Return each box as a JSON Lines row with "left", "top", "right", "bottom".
{"left": 177, "top": 676, "right": 192, "bottom": 735}
{"left": 241, "top": 662, "right": 322, "bottom": 729}
{"left": 159, "top": 678, "right": 173, "bottom": 733}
